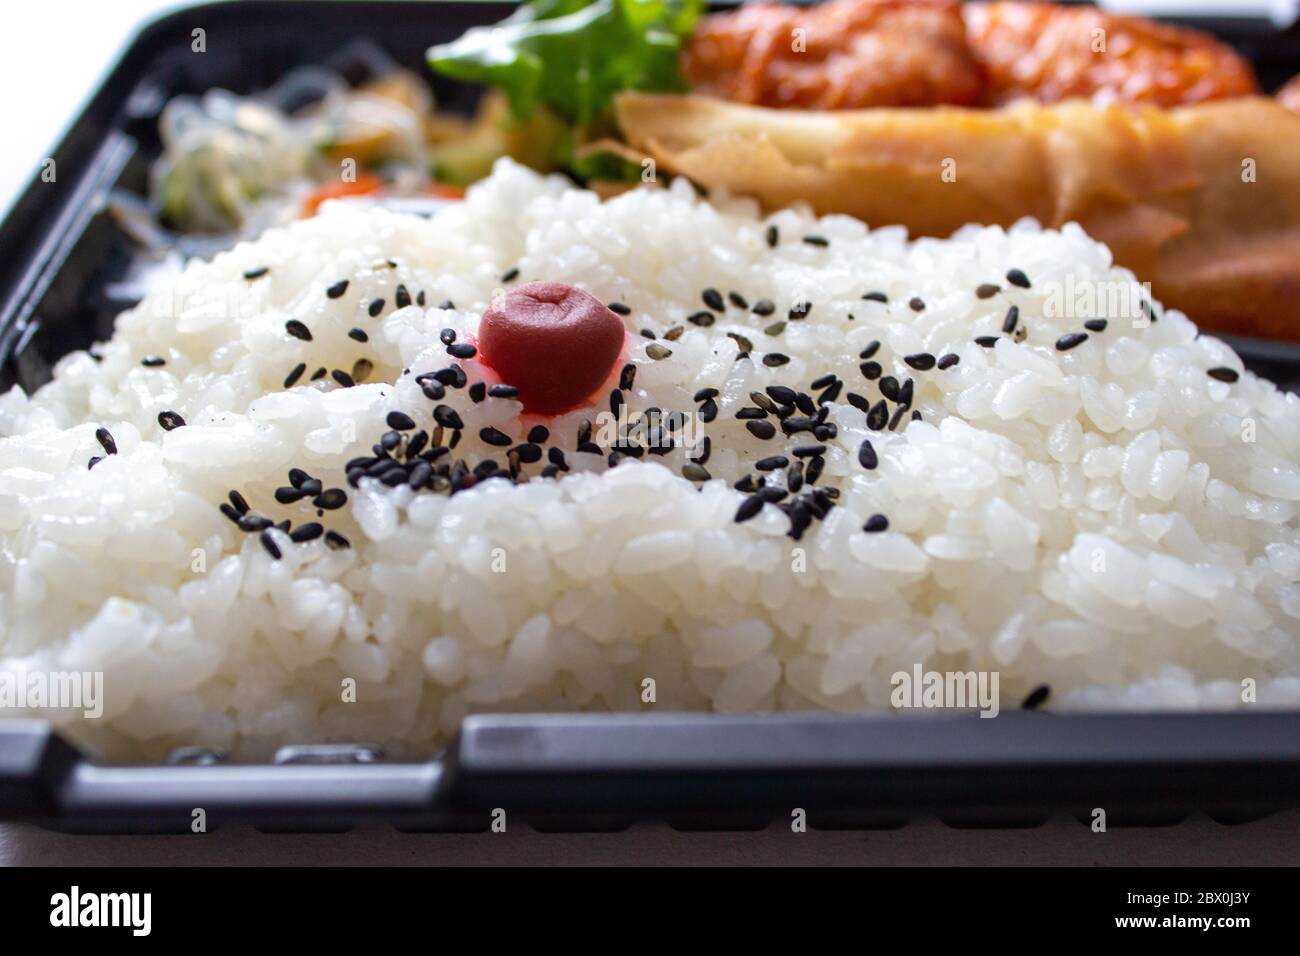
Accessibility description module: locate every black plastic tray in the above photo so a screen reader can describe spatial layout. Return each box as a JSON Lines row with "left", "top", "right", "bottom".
{"left": 1, "top": 0, "right": 1299, "bottom": 835}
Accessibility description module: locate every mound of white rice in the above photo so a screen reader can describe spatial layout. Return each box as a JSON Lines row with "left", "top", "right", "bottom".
{"left": 1, "top": 159, "right": 1298, "bottom": 759}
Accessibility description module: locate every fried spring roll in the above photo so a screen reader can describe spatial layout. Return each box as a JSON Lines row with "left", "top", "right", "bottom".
{"left": 616, "top": 92, "right": 1300, "bottom": 340}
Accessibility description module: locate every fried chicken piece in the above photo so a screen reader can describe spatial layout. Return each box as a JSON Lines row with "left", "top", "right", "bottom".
{"left": 966, "top": 2, "right": 1257, "bottom": 107}
{"left": 683, "top": 0, "right": 1257, "bottom": 111}
{"left": 682, "top": 0, "right": 984, "bottom": 109}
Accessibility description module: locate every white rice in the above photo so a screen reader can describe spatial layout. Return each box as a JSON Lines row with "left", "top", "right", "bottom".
{"left": 1, "top": 158, "right": 1298, "bottom": 759}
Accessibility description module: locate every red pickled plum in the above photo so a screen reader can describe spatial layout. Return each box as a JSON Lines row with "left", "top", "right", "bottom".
{"left": 477, "top": 281, "right": 626, "bottom": 415}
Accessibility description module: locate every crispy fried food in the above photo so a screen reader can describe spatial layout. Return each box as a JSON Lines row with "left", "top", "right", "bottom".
{"left": 683, "top": 0, "right": 983, "bottom": 109}
{"left": 683, "top": 0, "right": 1257, "bottom": 110}
{"left": 616, "top": 92, "right": 1300, "bottom": 339}
{"left": 967, "top": 2, "right": 1258, "bottom": 107}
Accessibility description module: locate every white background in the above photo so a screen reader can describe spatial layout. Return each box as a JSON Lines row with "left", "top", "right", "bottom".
{"left": 0, "top": 0, "right": 178, "bottom": 217}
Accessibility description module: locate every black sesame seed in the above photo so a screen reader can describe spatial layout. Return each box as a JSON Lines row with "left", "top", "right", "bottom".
{"left": 524, "top": 425, "right": 548, "bottom": 445}
{"left": 448, "top": 343, "right": 476, "bottom": 359}
{"left": 238, "top": 513, "right": 272, "bottom": 533}
{"left": 764, "top": 385, "right": 795, "bottom": 407}
{"left": 863, "top": 514, "right": 889, "bottom": 533}
{"left": 803, "top": 235, "right": 829, "bottom": 247}
{"left": 757, "top": 486, "right": 787, "bottom": 503}
{"left": 275, "top": 486, "right": 305, "bottom": 504}
{"left": 417, "top": 291, "right": 427, "bottom": 307}
{"left": 898, "top": 378, "right": 914, "bottom": 408}
{"left": 141, "top": 355, "right": 166, "bottom": 368}
{"left": 765, "top": 224, "right": 779, "bottom": 247}
{"left": 808, "top": 373, "right": 835, "bottom": 391}
{"left": 1022, "top": 684, "right": 1051, "bottom": 709}
{"left": 858, "top": 440, "right": 878, "bottom": 470}
{"left": 888, "top": 405, "right": 908, "bottom": 431}
{"left": 331, "top": 369, "right": 355, "bottom": 388}
{"left": 439, "top": 300, "right": 455, "bottom": 311}
{"left": 1002, "top": 305, "right": 1020, "bottom": 334}
{"left": 904, "top": 352, "right": 935, "bottom": 371}
{"left": 433, "top": 405, "right": 464, "bottom": 430}
{"left": 1084, "top": 319, "right": 1108, "bottom": 333}
{"left": 260, "top": 531, "right": 282, "bottom": 559}
{"left": 860, "top": 361, "right": 882, "bottom": 380}
{"left": 846, "top": 392, "right": 872, "bottom": 414}
{"left": 699, "top": 398, "right": 719, "bottom": 423}
{"left": 763, "top": 321, "right": 786, "bottom": 338}
{"left": 439, "top": 328, "right": 457, "bottom": 346}
{"left": 756, "top": 455, "right": 789, "bottom": 472}
{"left": 609, "top": 389, "right": 624, "bottom": 417}
{"left": 879, "top": 376, "right": 900, "bottom": 401}
{"left": 1055, "top": 332, "right": 1088, "bottom": 351}
{"left": 866, "top": 400, "right": 888, "bottom": 431}
{"left": 310, "top": 367, "right": 328, "bottom": 381}
{"left": 788, "top": 302, "right": 812, "bottom": 320}
{"left": 752, "top": 298, "right": 776, "bottom": 316}
{"left": 975, "top": 336, "right": 999, "bottom": 348}
{"left": 95, "top": 427, "right": 117, "bottom": 455}
{"left": 243, "top": 266, "right": 269, "bottom": 280}
{"left": 325, "top": 530, "right": 350, "bottom": 550}
{"left": 395, "top": 285, "right": 412, "bottom": 309}
{"left": 314, "top": 489, "right": 347, "bottom": 510}
{"left": 736, "top": 406, "right": 768, "bottom": 420}
{"left": 797, "top": 392, "right": 817, "bottom": 415}
{"left": 746, "top": 420, "right": 776, "bottom": 440}
{"left": 1207, "top": 366, "right": 1240, "bottom": 383}
{"left": 488, "top": 384, "right": 519, "bottom": 399}
{"left": 480, "top": 427, "right": 512, "bottom": 447}
{"left": 407, "top": 460, "right": 433, "bottom": 490}
{"left": 762, "top": 353, "right": 790, "bottom": 368}
{"left": 861, "top": 292, "right": 888, "bottom": 304}
{"left": 513, "top": 443, "right": 543, "bottom": 464}
{"left": 687, "top": 310, "right": 716, "bottom": 327}
{"left": 702, "top": 288, "right": 725, "bottom": 311}
{"left": 285, "top": 319, "right": 312, "bottom": 342}
{"left": 284, "top": 363, "right": 307, "bottom": 388}
{"left": 727, "top": 291, "right": 748, "bottom": 310}
{"left": 158, "top": 410, "right": 185, "bottom": 431}
{"left": 603, "top": 301, "right": 631, "bottom": 317}
{"left": 937, "top": 353, "right": 960, "bottom": 370}
{"left": 817, "top": 380, "right": 843, "bottom": 405}
{"left": 646, "top": 343, "right": 673, "bottom": 360}
{"left": 908, "top": 297, "right": 926, "bottom": 312}
{"left": 368, "top": 298, "right": 385, "bottom": 317}
{"left": 326, "top": 279, "right": 349, "bottom": 299}
{"left": 664, "top": 326, "right": 685, "bottom": 341}
{"left": 1006, "top": 268, "right": 1031, "bottom": 289}
{"left": 468, "top": 382, "right": 486, "bottom": 403}
{"left": 352, "top": 358, "right": 373, "bottom": 383}
{"left": 501, "top": 267, "right": 520, "bottom": 283}
{"left": 346, "top": 328, "right": 369, "bottom": 343}
{"left": 290, "top": 522, "right": 323, "bottom": 543}
{"left": 421, "top": 381, "right": 446, "bottom": 401}
{"left": 735, "top": 495, "right": 764, "bottom": 523}
{"left": 682, "top": 463, "right": 711, "bottom": 482}
{"left": 387, "top": 411, "right": 416, "bottom": 431}
{"left": 227, "top": 490, "right": 250, "bottom": 514}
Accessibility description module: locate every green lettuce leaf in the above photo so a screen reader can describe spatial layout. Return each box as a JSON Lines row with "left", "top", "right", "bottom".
{"left": 428, "top": 0, "right": 701, "bottom": 129}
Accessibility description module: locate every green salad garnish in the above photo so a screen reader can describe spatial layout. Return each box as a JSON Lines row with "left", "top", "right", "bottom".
{"left": 429, "top": 0, "right": 701, "bottom": 174}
